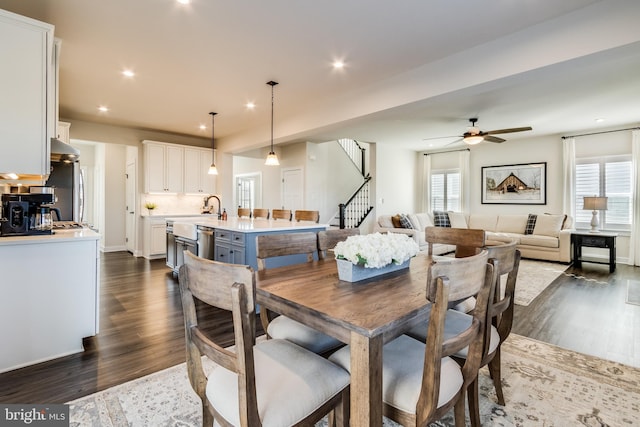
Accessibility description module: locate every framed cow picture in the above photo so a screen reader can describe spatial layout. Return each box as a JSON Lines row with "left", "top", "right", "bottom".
{"left": 481, "top": 162, "right": 547, "bottom": 204}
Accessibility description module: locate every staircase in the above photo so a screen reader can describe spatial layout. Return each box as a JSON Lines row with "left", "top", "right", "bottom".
{"left": 335, "top": 139, "right": 374, "bottom": 228}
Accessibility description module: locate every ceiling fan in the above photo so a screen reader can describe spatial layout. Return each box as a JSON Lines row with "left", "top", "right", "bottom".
{"left": 425, "top": 118, "right": 532, "bottom": 145}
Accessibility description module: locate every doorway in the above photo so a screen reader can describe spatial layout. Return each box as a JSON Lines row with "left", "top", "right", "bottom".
{"left": 281, "top": 167, "right": 303, "bottom": 210}
{"left": 125, "top": 161, "right": 136, "bottom": 253}
{"left": 235, "top": 172, "right": 262, "bottom": 210}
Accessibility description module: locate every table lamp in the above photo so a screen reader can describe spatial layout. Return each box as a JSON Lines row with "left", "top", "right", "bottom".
{"left": 583, "top": 196, "right": 608, "bottom": 233}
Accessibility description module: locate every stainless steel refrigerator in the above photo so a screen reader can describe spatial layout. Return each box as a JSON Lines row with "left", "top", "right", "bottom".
{"left": 45, "top": 161, "right": 84, "bottom": 222}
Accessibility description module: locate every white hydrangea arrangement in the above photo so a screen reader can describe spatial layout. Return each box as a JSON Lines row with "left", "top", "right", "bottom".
{"left": 333, "top": 232, "right": 420, "bottom": 268}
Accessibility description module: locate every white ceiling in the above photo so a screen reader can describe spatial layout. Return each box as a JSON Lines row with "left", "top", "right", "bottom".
{"left": 1, "top": 0, "right": 639, "bottom": 153}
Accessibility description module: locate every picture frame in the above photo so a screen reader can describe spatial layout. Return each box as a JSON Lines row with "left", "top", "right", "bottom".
{"left": 481, "top": 162, "right": 547, "bottom": 204}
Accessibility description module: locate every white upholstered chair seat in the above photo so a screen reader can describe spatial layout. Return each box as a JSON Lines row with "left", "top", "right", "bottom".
{"left": 405, "top": 309, "right": 500, "bottom": 359}
{"left": 329, "top": 335, "right": 463, "bottom": 412}
{"left": 267, "top": 316, "right": 343, "bottom": 354}
{"left": 207, "top": 339, "right": 350, "bottom": 426}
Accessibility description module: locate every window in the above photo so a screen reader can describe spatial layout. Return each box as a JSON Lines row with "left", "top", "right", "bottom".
{"left": 431, "top": 169, "right": 460, "bottom": 211}
{"left": 575, "top": 156, "right": 632, "bottom": 231}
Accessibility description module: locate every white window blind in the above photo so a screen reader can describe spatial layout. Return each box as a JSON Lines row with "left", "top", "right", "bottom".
{"left": 431, "top": 169, "right": 460, "bottom": 211}
{"left": 575, "top": 157, "right": 632, "bottom": 231}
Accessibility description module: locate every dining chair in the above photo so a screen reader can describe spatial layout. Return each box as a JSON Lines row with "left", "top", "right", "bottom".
{"left": 237, "top": 207, "right": 251, "bottom": 218}
{"left": 271, "top": 209, "right": 292, "bottom": 221}
{"left": 317, "top": 228, "right": 360, "bottom": 260}
{"left": 329, "top": 250, "right": 496, "bottom": 427}
{"left": 251, "top": 208, "right": 269, "bottom": 219}
{"left": 426, "top": 226, "right": 486, "bottom": 258}
{"left": 405, "top": 240, "right": 520, "bottom": 427}
{"left": 178, "top": 251, "right": 350, "bottom": 427}
{"left": 256, "top": 232, "right": 344, "bottom": 355}
{"left": 294, "top": 209, "right": 320, "bottom": 223}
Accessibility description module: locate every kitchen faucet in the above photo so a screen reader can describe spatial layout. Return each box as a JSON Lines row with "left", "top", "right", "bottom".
{"left": 202, "top": 195, "right": 222, "bottom": 218}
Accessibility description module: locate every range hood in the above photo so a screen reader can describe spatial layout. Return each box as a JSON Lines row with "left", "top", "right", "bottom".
{"left": 51, "top": 137, "right": 80, "bottom": 162}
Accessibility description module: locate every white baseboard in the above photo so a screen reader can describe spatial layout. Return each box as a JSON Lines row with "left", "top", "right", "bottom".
{"left": 102, "top": 245, "right": 127, "bottom": 253}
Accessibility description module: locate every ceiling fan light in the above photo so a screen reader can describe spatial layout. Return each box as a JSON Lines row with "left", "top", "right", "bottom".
{"left": 208, "top": 163, "right": 218, "bottom": 175}
{"left": 265, "top": 151, "right": 280, "bottom": 166}
{"left": 463, "top": 135, "right": 484, "bottom": 145}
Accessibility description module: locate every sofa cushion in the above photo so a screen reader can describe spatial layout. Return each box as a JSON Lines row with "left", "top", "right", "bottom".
{"left": 399, "top": 214, "right": 413, "bottom": 229}
{"left": 468, "top": 214, "right": 497, "bottom": 232}
{"left": 391, "top": 214, "right": 402, "bottom": 228}
{"left": 496, "top": 215, "right": 528, "bottom": 234}
{"left": 525, "top": 214, "right": 537, "bottom": 235}
{"left": 485, "top": 232, "right": 522, "bottom": 245}
{"left": 520, "top": 234, "right": 559, "bottom": 248}
{"left": 378, "top": 215, "right": 394, "bottom": 228}
{"left": 533, "top": 214, "right": 565, "bottom": 237}
{"left": 448, "top": 212, "right": 468, "bottom": 229}
{"left": 414, "top": 213, "right": 434, "bottom": 230}
{"left": 433, "top": 211, "right": 451, "bottom": 227}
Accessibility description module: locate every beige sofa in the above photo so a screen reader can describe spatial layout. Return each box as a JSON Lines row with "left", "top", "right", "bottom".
{"left": 373, "top": 212, "right": 573, "bottom": 262}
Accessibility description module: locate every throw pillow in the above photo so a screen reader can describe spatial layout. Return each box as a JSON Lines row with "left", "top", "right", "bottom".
{"left": 399, "top": 214, "right": 413, "bottom": 229}
{"left": 448, "top": 212, "right": 468, "bottom": 229}
{"left": 525, "top": 214, "right": 537, "bottom": 235}
{"left": 533, "top": 214, "right": 565, "bottom": 237}
{"left": 433, "top": 211, "right": 451, "bottom": 227}
{"left": 391, "top": 214, "right": 402, "bottom": 228}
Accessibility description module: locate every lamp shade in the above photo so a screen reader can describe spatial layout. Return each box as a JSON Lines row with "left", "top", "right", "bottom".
{"left": 463, "top": 135, "right": 484, "bottom": 145}
{"left": 583, "top": 196, "right": 608, "bottom": 210}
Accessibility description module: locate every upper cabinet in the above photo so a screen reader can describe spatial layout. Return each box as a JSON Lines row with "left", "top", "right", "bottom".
{"left": 184, "top": 147, "right": 216, "bottom": 194}
{"left": 0, "top": 9, "right": 54, "bottom": 176}
{"left": 143, "top": 141, "right": 184, "bottom": 193}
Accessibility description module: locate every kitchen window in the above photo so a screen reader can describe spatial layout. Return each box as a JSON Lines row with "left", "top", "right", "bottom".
{"left": 431, "top": 169, "right": 460, "bottom": 212}
{"left": 575, "top": 156, "right": 632, "bottom": 231}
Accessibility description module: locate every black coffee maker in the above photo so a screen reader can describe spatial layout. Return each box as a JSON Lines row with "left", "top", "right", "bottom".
{"left": 1, "top": 193, "right": 56, "bottom": 236}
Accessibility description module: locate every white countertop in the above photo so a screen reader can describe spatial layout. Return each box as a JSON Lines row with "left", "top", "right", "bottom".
{"left": 0, "top": 228, "right": 100, "bottom": 246}
{"left": 169, "top": 217, "right": 328, "bottom": 233}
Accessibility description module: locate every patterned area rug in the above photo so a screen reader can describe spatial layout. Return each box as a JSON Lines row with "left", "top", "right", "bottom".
{"left": 68, "top": 334, "right": 639, "bottom": 426}
{"left": 512, "top": 259, "right": 567, "bottom": 306}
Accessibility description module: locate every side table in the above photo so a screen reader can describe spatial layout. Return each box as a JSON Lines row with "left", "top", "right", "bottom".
{"left": 571, "top": 231, "right": 617, "bottom": 273}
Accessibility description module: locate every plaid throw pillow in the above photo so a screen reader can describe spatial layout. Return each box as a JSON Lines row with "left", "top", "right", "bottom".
{"left": 525, "top": 214, "right": 537, "bottom": 235}
{"left": 433, "top": 211, "right": 451, "bottom": 227}
{"left": 399, "top": 214, "right": 413, "bottom": 229}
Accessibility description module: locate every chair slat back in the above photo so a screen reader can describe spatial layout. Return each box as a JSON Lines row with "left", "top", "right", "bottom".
{"left": 256, "top": 232, "right": 317, "bottom": 271}
{"left": 426, "top": 226, "right": 485, "bottom": 258}
{"left": 271, "top": 209, "right": 292, "bottom": 220}
{"left": 317, "top": 228, "right": 360, "bottom": 259}
{"left": 252, "top": 208, "right": 270, "bottom": 219}
{"left": 237, "top": 208, "right": 251, "bottom": 218}
{"left": 294, "top": 210, "right": 320, "bottom": 223}
{"left": 485, "top": 241, "right": 520, "bottom": 342}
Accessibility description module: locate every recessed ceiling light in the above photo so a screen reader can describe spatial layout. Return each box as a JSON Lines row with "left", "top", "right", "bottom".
{"left": 595, "top": 118, "right": 605, "bottom": 123}
{"left": 332, "top": 60, "right": 345, "bottom": 69}
{"left": 246, "top": 101, "right": 256, "bottom": 110}
{"left": 177, "top": 0, "right": 190, "bottom": 4}
{"left": 98, "top": 106, "right": 109, "bottom": 113}
{"left": 122, "top": 69, "right": 135, "bottom": 78}
{"left": 199, "top": 124, "right": 206, "bottom": 130}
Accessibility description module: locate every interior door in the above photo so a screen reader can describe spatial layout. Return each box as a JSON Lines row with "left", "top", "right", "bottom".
{"left": 281, "top": 167, "right": 303, "bottom": 210}
{"left": 125, "top": 161, "right": 136, "bottom": 253}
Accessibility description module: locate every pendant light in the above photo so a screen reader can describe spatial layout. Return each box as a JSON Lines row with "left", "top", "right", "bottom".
{"left": 264, "top": 80, "right": 280, "bottom": 166}
{"left": 208, "top": 112, "right": 218, "bottom": 175}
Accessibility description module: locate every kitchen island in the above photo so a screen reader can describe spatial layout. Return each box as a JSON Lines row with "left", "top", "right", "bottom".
{"left": 0, "top": 228, "right": 100, "bottom": 373}
{"left": 166, "top": 217, "right": 328, "bottom": 272}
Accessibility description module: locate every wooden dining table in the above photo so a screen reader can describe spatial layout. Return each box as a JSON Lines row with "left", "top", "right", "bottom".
{"left": 255, "top": 253, "right": 434, "bottom": 427}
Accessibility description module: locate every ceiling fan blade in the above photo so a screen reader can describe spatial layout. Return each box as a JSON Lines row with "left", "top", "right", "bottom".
{"left": 486, "top": 126, "right": 532, "bottom": 135}
{"left": 484, "top": 135, "right": 506, "bottom": 143}
{"left": 422, "top": 135, "right": 462, "bottom": 141}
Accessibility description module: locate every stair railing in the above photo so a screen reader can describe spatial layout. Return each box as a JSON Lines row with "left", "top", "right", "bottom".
{"left": 339, "top": 175, "right": 373, "bottom": 228}
{"left": 337, "top": 138, "right": 366, "bottom": 177}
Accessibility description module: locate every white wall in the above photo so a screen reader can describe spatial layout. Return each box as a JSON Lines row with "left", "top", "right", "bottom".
{"left": 374, "top": 144, "right": 419, "bottom": 216}
{"left": 103, "top": 144, "right": 127, "bottom": 251}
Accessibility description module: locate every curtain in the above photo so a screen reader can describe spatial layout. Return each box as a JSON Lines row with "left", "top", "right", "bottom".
{"left": 629, "top": 130, "right": 640, "bottom": 266}
{"left": 422, "top": 154, "right": 432, "bottom": 213}
{"left": 562, "top": 137, "right": 576, "bottom": 220}
{"left": 459, "top": 149, "right": 470, "bottom": 213}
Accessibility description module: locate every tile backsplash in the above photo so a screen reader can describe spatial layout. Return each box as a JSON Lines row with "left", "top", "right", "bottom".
{"left": 141, "top": 194, "right": 220, "bottom": 216}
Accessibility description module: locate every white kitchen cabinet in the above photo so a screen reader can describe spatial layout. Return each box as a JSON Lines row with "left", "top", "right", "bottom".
{"left": 143, "top": 215, "right": 168, "bottom": 259}
{"left": 0, "top": 10, "right": 54, "bottom": 176}
{"left": 143, "top": 140, "right": 184, "bottom": 193}
{"left": 57, "top": 121, "right": 71, "bottom": 143}
{"left": 184, "top": 147, "right": 216, "bottom": 194}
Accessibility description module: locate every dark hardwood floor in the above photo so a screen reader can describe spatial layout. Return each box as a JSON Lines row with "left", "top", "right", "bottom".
{"left": 0, "top": 251, "right": 638, "bottom": 404}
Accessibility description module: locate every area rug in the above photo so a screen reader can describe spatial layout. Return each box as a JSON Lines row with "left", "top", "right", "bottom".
{"left": 513, "top": 259, "right": 566, "bottom": 306}
{"left": 68, "top": 334, "right": 640, "bottom": 426}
